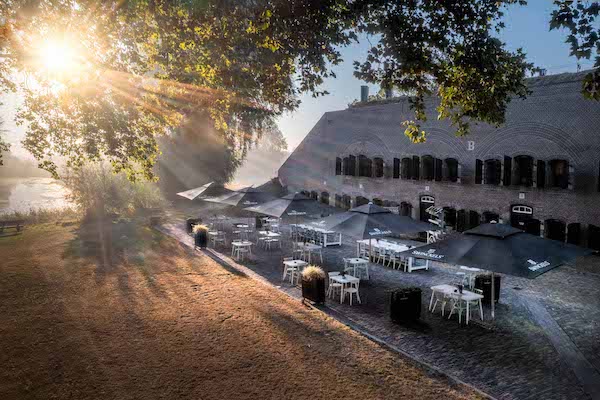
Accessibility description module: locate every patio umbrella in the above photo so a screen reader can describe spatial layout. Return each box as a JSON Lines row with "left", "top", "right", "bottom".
{"left": 310, "top": 202, "right": 439, "bottom": 262}
{"left": 176, "top": 182, "right": 215, "bottom": 200}
{"left": 395, "top": 222, "right": 593, "bottom": 318}
{"left": 202, "top": 186, "right": 276, "bottom": 208}
{"left": 310, "top": 202, "right": 439, "bottom": 240}
{"left": 243, "top": 192, "right": 339, "bottom": 220}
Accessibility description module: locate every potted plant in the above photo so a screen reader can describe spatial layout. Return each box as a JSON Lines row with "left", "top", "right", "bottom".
{"left": 301, "top": 265, "right": 326, "bottom": 304}
{"left": 193, "top": 224, "right": 209, "bottom": 249}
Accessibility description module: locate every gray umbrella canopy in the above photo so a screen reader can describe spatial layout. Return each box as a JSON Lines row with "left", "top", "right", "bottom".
{"left": 243, "top": 193, "right": 339, "bottom": 219}
{"left": 396, "top": 223, "right": 592, "bottom": 279}
{"left": 202, "top": 186, "right": 276, "bottom": 209}
{"left": 176, "top": 182, "right": 215, "bottom": 200}
{"left": 309, "top": 202, "right": 439, "bottom": 240}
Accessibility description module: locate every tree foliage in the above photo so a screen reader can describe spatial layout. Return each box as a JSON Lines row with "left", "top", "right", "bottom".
{"left": 0, "top": 0, "right": 597, "bottom": 179}
{"left": 550, "top": 0, "right": 600, "bottom": 100}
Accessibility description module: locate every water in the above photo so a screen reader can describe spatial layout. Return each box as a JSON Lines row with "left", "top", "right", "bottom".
{"left": 0, "top": 177, "right": 72, "bottom": 214}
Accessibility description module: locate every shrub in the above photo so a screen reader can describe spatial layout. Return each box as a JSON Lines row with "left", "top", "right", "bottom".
{"left": 0, "top": 207, "right": 80, "bottom": 224}
{"left": 301, "top": 265, "right": 326, "bottom": 281}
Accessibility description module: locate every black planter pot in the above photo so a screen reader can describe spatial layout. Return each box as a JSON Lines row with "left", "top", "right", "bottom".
{"left": 388, "top": 287, "right": 422, "bottom": 322}
{"left": 302, "top": 278, "right": 325, "bottom": 304}
{"left": 474, "top": 274, "right": 501, "bottom": 305}
{"left": 194, "top": 228, "right": 208, "bottom": 249}
{"left": 256, "top": 216, "right": 263, "bottom": 229}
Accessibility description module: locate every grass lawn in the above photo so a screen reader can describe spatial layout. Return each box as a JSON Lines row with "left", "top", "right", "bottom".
{"left": 0, "top": 219, "right": 482, "bottom": 399}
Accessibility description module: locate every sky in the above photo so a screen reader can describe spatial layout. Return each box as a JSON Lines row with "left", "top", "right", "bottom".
{"left": 2, "top": 2, "right": 597, "bottom": 159}
{"left": 277, "top": 1, "right": 597, "bottom": 151}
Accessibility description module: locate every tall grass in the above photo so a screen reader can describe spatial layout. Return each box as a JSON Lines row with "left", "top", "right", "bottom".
{"left": 0, "top": 207, "right": 80, "bottom": 224}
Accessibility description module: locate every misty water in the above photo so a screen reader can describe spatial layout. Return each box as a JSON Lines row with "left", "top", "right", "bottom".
{"left": 0, "top": 178, "right": 72, "bottom": 214}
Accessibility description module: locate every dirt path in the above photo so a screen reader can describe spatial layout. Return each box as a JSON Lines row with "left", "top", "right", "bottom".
{"left": 0, "top": 221, "right": 482, "bottom": 400}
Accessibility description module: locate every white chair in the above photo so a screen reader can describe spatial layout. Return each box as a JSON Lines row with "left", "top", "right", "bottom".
{"left": 264, "top": 238, "right": 282, "bottom": 250}
{"left": 282, "top": 257, "right": 300, "bottom": 284}
{"left": 466, "top": 288, "right": 484, "bottom": 322}
{"left": 344, "top": 279, "right": 361, "bottom": 305}
{"left": 211, "top": 232, "right": 226, "bottom": 248}
{"left": 327, "top": 271, "right": 343, "bottom": 299}
{"left": 447, "top": 292, "right": 466, "bottom": 324}
{"left": 430, "top": 290, "right": 451, "bottom": 316}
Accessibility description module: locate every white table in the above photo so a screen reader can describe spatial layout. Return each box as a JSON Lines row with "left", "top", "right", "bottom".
{"left": 231, "top": 241, "right": 253, "bottom": 260}
{"left": 330, "top": 274, "right": 360, "bottom": 304}
{"left": 344, "top": 258, "right": 369, "bottom": 280}
{"left": 459, "top": 266, "right": 482, "bottom": 288}
{"left": 293, "top": 224, "right": 342, "bottom": 247}
{"left": 258, "top": 231, "right": 281, "bottom": 238}
{"left": 429, "top": 284, "right": 484, "bottom": 325}
{"left": 295, "top": 242, "right": 323, "bottom": 264}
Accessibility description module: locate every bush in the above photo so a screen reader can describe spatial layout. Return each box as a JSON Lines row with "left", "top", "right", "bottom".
{"left": 64, "top": 163, "right": 169, "bottom": 218}
{"left": 301, "top": 265, "right": 326, "bottom": 281}
{"left": 0, "top": 207, "right": 80, "bottom": 224}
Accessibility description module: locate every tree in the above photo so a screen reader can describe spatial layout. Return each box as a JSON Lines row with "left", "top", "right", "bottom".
{"left": 550, "top": 0, "right": 600, "bottom": 100}
{"left": 0, "top": 0, "right": 597, "bottom": 179}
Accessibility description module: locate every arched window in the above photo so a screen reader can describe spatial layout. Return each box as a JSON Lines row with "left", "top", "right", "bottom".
{"left": 355, "top": 196, "right": 369, "bottom": 207}
{"left": 310, "top": 191, "right": 318, "bottom": 201}
{"left": 567, "top": 223, "right": 581, "bottom": 245}
{"left": 550, "top": 159, "right": 569, "bottom": 189}
{"left": 412, "top": 156, "right": 420, "bottom": 180}
{"left": 335, "top": 157, "right": 342, "bottom": 175}
{"left": 342, "top": 157, "right": 350, "bottom": 175}
{"left": 468, "top": 211, "right": 481, "bottom": 229}
{"left": 444, "top": 207, "right": 457, "bottom": 230}
{"left": 422, "top": 155, "right": 434, "bottom": 181}
{"left": 320, "top": 191, "right": 330, "bottom": 205}
{"left": 358, "top": 155, "right": 372, "bottom": 177}
{"left": 334, "top": 194, "right": 342, "bottom": 208}
{"left": 342, "top": 194, "right": 352, "bottom": 209}
{"left": 373, "top": 157, "right": 384, "bottom": 178}
{"left": 482, "top": 211, "right": 499, "bottom": 223}
{"left": 347, "top": 155, "right": 357, "bottom": 176}
{"left": 484, "top": 159, "right": 502, "bottom": 185}
{"left": 514, "top": 155, "right": 534, "bottom": 187}
{"left": 445, "top": 158, "right": 459, "bottom": 182}
{"left": 401, "top": 157, "right": 412, "bottom": 179}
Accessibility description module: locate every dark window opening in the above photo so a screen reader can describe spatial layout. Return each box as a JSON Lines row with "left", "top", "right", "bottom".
{"left": 503, "top": 156, "right": 512, "bottom": 186}
{"left": 457, "top": 210, "right": 467, "bottom": 232}
{"left": 320, "top": 192, "right": 330, "bottom": 205}
{"left": 335, "top": 157, "right": 342, "bottom": 176}
{"left": 550, "top": 160, "right": 569, "bottom": 189}
{"left": 342, "top": 194, "right": 352, "bottom": 209}
{"left": 567, "top": 223, "right": 581, "bottom": 245}
{"left": 355, "top": 196, "right": 369, "bottom": 207}
{"left": 401, "top": 157, "right": 411, "bottom": 179}
{"left": 514, "top": 155, "right": 533, "bottom": 187}
{"left": 400, "top": 202, "right": 413, "bottom": 217}
{"left": 334, "top": 194, "right": 342, "bottom": 208}
{"left": 342, "top": 157, "right": 349, "bottom": 175}
{"left": 545, "top": 219, "right": 566, "bottom": 242}
{"left": 310, "top": 191, "right": 318, "bottom": 201}
{"left": 589, "top": 225, "right": 600, "bottom": 251}
{"left": 537, "top": 160, "right": 546, "bottom": 188}
{"left": 393, "top": 158, "right": 400, "bottom": 179}
{"left": 482, "top": 211, "right": 499, "bottom": 223}
{"left": 358, "top": 155, "right": 372, "bottom": 177}
{"left": 485, "top": 159, "right": 502, "bottom": 185}
{"left": 445, "top": 158, "right": 459, "bottom": 182}
{"left": 475, "top": 159, "right": 483, "bottom": 184}
{"left": 422, "top": 155, "right": 434, "bottom": 181}
{"left": 374, "top": 158, "right": 384, "bottom": 178}
{"left": 443, "top": 207, "right": 457, "bottom": 230}
{"left": 372, "top": 198, "right": 384, "bottom": 206}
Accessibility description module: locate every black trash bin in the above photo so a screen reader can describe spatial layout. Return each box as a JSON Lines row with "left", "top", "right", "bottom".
{"left": 388, "top": 287, "right": 422, "bottom": 322}
{"left": 474, "top": 274, "right": 501, "bottom": 305}
{"left": 255, "top": 216, "right": 263, "bottom": 229}
{"left": 194, "top": 227, "right": 208, "bottom": 249}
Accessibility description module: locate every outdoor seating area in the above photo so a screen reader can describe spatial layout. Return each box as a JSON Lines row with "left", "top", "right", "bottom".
{"left": 290, "top": 224, "right": 342, "bottom": 247}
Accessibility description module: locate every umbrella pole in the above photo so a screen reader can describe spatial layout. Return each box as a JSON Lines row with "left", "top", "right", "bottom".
{"left": 491, "top": 271, "right": 496, "bottom": 320}
{"left": 369, "top": 238, "right": 373, "bottom": 262}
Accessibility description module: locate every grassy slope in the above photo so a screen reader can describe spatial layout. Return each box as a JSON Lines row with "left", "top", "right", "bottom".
{"left": 0, "top": 221, "right": 482, "bottom": 400}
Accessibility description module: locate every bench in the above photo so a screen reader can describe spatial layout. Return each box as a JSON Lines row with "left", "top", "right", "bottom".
{"left": 0, "top": 220, "right": 26, "bottom": 234}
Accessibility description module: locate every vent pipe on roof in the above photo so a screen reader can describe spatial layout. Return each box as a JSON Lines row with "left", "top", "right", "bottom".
{"left": 360, "top": 85, "right": 369, "bottom": 102}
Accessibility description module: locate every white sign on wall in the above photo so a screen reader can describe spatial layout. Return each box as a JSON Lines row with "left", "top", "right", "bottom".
{"left": 425, "top": 186, "right": 430, "bottom": 192}
{"left": 467, "top": 141, "right": 475, "bottom": 151}
{"left": 519, "top": 192, "right": 525, "bottom": 199}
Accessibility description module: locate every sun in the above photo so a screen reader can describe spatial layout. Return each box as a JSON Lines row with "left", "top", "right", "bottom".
{"left": 39, "top": 38, "right": 79, "bottom": 74}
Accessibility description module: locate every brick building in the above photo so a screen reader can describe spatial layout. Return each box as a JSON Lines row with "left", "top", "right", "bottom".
{"left": 278, "top": 70, "right": 600, "bottom": 250}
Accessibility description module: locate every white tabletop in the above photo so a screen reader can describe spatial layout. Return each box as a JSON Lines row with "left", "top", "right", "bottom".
{"left": 283, "top": 260, "right": 308, "bottom": 268}
{"left": 459, "top": 266, "right": 482, "bottom": 272}
{"left": 298, "top": 242, "right": 322, "bottom": 251}
{"left": 331, "top": 274, "right": 360, "bottom": 284}
{"left": 258, "top": 231, "right": 281, "bottom": 238}
{"left": 346, "top": 257, "right": 368, "bottom": 265}
{"left": 232, "top": 241, "right": 253, "bottom": 247}
{"left": 431, "top": 284, "right": 484, "bottom": 301}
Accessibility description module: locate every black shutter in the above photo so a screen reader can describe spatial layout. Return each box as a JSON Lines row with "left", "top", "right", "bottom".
{"left": 537, "top": 160, "right": 545, "bottom": 188}
{"left": 349, "top": 155, "right": 356, "bottom": 176}
{"left": 412, "top": 156, "right": 420, "bottom": 180}
{"left": 503, "top": 156, "right": 512, "bottom": 186}
{"left": 457, "top": 210, "right": 467, "bottom": 232}
{"left": 393, "top": 158, "right": 400, "bottom": 179}
{"left": 335, "top": 157, "right": 342, "bottom": 175}
{"left": 434, "top": 158, "right": 442, "bottom": 181}
{"left": 567, "top": 223, "right": 581, "bottom": 245}
{"left": 475, "top": 160, "right": 483, "bottom": 184}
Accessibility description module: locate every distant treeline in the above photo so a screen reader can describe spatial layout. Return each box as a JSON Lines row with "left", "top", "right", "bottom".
{"left": 0, "top": 153, "right": 50, "bottom": 178}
